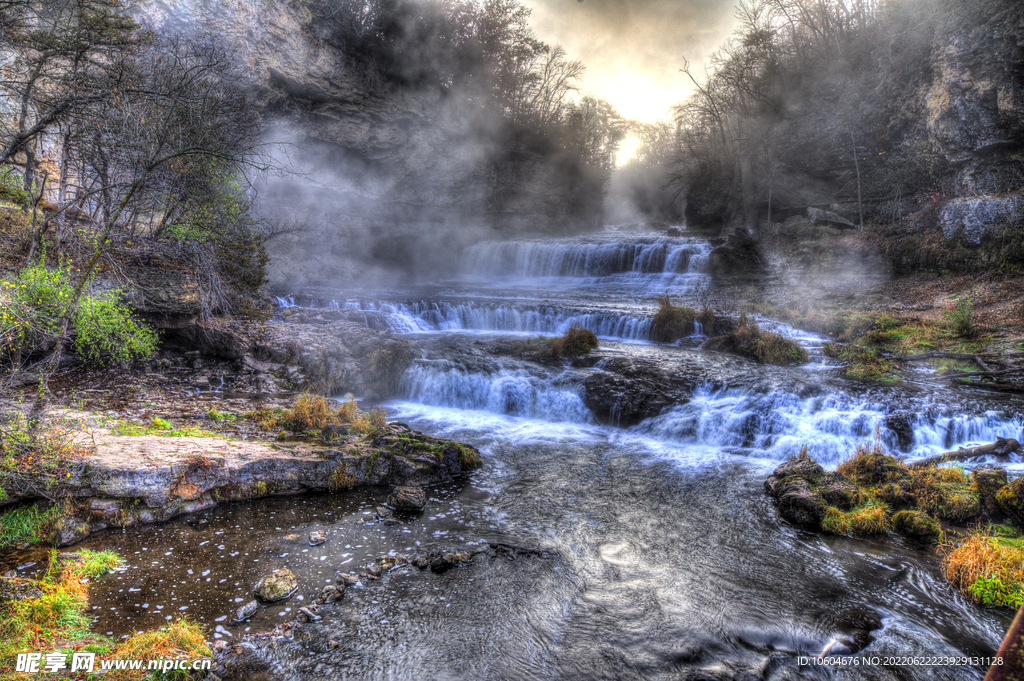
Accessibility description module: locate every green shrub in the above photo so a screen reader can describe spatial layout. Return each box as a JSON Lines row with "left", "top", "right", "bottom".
{"left": 0, "top": 166, "right": 29, "bottom": 205}
{"left": 942, "top": 295, "right": 974, "bottom": 337}
{"left": 968, "top": 577, "right": 1024, "bottom": 608}
{"left": 2, "top": 258, "right": 158, "bottom": 365}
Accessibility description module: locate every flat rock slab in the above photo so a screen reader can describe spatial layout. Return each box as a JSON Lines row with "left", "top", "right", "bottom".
{"left": 6, "top": 419, "right": 480, "bottom": 546}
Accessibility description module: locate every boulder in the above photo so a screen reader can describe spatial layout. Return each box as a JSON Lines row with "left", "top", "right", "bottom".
{"left": 997, "top": 477, "right": 1024, "bottom": 530}
{"left": 776, "top": 480, "right": 826, "bottom": 527}
{"left": 891, "top": 510, "right": 940, "bottom": 541}
{"left": 974, "top": 468, "right": 1009, "bottom": 521}
{"left": 387, "top": 485, "right": 427, "bottom": 513}
{"left": 254, "top": 568, "right": 298, "bottom": 602}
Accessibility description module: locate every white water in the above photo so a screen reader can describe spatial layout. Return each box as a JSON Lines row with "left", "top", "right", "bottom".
{"left": 460, "top": 236, "right": 712, "bottom": 278}
{"left": 338, "top": 299, "right": 654, "bottom": 340}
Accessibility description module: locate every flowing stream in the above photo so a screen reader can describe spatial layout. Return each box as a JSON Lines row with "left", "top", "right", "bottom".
{"left": 60, "top": 233, "right": 1024, "bottom": 678}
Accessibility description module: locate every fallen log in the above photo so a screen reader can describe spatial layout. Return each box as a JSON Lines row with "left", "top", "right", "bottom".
{"left": 909, "top": 437, "right": 1022, "bottom": 468}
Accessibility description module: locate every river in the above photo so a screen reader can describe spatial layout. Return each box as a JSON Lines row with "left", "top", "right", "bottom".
{"left": 84, "top": 231, "right": 1022, "bottom": 679}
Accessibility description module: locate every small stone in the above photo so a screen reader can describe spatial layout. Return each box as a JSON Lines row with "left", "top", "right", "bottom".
{"left": 16, "top": 542, "right": 29, "bottom": 550}
{"left": 382, "top": 518, "right": 401, "bottom": 526}
{"left": 254, "top": 568, "right": 298, "bottom": 602}
{"left": 2, "top": 570, "right": 15, "bottom": 578}
{"left": 387, "top": 486, "right": 427, "bottom": 513}
{"left": 411, "top": 554, "right": 430, "bottom": 569}
{"left": 283, "top": 534, "right": 302, "bottom": 542}
{"left": 308, "top": 531, "right": 327, "bottom": 546}
{"left": 297, "top": 607, "right": 320, "bottom": 623}
{"left": 335, "top": 573, "right": 359, "bottom": 587}
{"left": 196, "top": 377, "right": 211, "bottom": 390}
{"left": 233, "top": 600, "right": 258, "bottom": 623}
{"left": 319, "top": 585, "right": 343, "bottom": 603}
{"left": 375, "top": 505, "right": 394, "bottom": 519}
{"left": 327, "top": 637, "right": 341, "bottom": 649}
{"left": 366, "top": 564, "right": 383, "bottom": 578}
{"left": 211, "top": 640, "right": 230, "bottom": 654}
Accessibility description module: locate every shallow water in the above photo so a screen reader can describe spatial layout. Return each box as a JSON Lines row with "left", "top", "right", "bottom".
{"left": 31, "top": 231, "right": 1024, "bottom": 679}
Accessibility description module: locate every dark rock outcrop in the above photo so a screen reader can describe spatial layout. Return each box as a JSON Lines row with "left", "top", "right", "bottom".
{"left": 582, "top": 357, "right": 701, "bottom": 427}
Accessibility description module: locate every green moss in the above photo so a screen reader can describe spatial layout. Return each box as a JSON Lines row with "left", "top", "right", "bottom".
{"left": 111, "top": 417, "right": 220, "bottom": 438}
{"left": 997, "top": 478, "right": 1024, "bottom": 530}
{"left": 821, "top": 499, "right": 891, "bottom": 536}
{"left": 891, "top": 509, "right": 940, "bottom": 541}
{"left": 823, "top": 342, "right": 901, "bottom": 383}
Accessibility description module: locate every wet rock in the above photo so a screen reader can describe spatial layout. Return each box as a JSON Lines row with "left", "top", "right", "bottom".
{"left": 283, "top": 534, "right": 302, "bottom": 542}
{"left": 211, "top": 640, "right": 230, "bottom": 654}
{"left": 254, "top": 568, "right": 298, "bottom": 602}
{"left": 196, "top": 376, "right": 211, "bottom": 390}
{"left": 582, "top": 358, "right": 695, "bottom": 426}
{"left": 892, "top": 510, "right": 940, "bottom": 541}
{"left": 666, "top": 226, "right": 682, "bottom": 237}
{"left": 297, "top": 606, "right": 320, "bottom": 623}
{"left": 233, "top": 600, "right": 259, "bottom": 623}
{"left": 770, "top": 456, "right": 825, "bottom": 482}
{"left": 327, "top": 637, "right": 341, "bottom": 649}
{"left": 387, "top": 486, "right": 427, "bottom": 512}
{"left": 308, "top": 531, "right": 327, "bottom": 546}
{"left": 411, "top": 554, "right": 431, "bottom": 569}
{"left": 0, "top": 576, "right": 43, "bottom": 605}
{"left": 885, "top": 412, "right": 915, "bottom": 452}
{"left": 375, "top": 505, "right": 394, "bottom": 519}
{"left": 52, "top": 516, "right": 90, "bottom": 547}
{"left": 365, "top": 564, "right": 383, "bottom": 579}
{"left": 318, "top": 585, "right": 344, "bottom": 603}
{"left": 974, "top": 468, "right": 1008, "bottom": 521}
{"left": 57, "top": 552, "right": 85, "bottom": 565}
{"left": 429, "top": 551, "right": 470, "bottom": 574}
{"left": 2, "top": 570, "right": 15, "bottom": 578}
{"left": 776, "top": 479, "right": 826, "bottom": 527}
{"left": 335, "top": 573, "right": 359, "bottom": 587}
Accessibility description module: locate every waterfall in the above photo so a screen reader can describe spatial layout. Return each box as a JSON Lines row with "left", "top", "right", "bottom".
{"left": 461, "top": 237, "right": 713, "bottom": 278}
{"left": 399, "top": 362, "right": 594, "bottom": 423}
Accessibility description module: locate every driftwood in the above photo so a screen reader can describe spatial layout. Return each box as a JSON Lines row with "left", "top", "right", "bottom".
{"left": 909, "top": 437, "right": 1021, "bottom": 468}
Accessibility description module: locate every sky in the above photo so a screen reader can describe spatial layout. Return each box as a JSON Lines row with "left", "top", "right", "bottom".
{"left": 522, "top": 0, "right": 739, "bottom": 123}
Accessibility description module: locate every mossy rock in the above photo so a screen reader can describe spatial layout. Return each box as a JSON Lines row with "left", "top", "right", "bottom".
{"left": 254, "top": 568, "right": 298, "bottom": 602}
{"left": 891, "top": 510, "right": 940, "bottom": 541}
{"left": 877, "top": 483, "right": 914, "bottom": 510}
{"left": 974, "top": 468, "right": 1008, "bottom": 521}
{"left": 776, "top": 479, "right": 826, "bottom": 528}
{"left": 997, "top": 477, "right": 1024, "bottom": 530}
{"left": 839, "top": 451, "right": 909, "bottom": 487}
{"left": 819, "top": 474, "right": 860, "bottom": 511}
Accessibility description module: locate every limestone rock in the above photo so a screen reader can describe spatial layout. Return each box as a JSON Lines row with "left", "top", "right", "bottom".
{"left": 233, "top": 600, "right": 258, "bottom": 623}
{"left": 254, "top": 568, "right": 298, "bottom": 602}
{"left": 387, "top": 486, "right": 427, "bottom": 513}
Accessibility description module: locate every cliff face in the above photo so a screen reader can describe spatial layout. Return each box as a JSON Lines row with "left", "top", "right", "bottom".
{"left": 137, "top": 0, "right": 603, "bottom": 289}
{"left": 927, "top": 3, "right": 1024, "bottom": 244}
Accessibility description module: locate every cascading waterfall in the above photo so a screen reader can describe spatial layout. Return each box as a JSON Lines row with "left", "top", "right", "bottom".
{"left": 399, "top": 361, "right": 593, "bottom": 423}
{"left": 460, "top": 236, "right": 712, "bottom": 278}
{"left": 634, "top": 385, "right": 1024, "bottom": 464}
{"left": 338, "top": 299, "right": 654, "bottom": 340}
